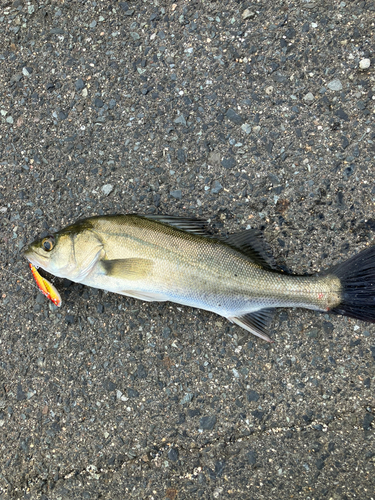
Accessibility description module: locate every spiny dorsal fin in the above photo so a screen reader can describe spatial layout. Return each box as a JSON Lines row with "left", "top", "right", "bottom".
{"left": 229, "top": 309, "right": 275, "bottom": 342}
{"left": 100, "top": 258, "right": 153, "bottom": 280}
{"left": 144, "top": 215, "right": 208, "bottom": 235}
{"left": 224, "top": 229, "right": 276, "bottom": 270}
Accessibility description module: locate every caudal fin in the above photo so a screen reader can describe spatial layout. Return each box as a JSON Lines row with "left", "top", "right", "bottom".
{"left": 327, "top": 246, "right": 375, "bottom": 322}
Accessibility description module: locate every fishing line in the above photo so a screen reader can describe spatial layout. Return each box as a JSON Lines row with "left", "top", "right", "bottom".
{"left": 1, "top": 263, "right": 41, "bottom": 293}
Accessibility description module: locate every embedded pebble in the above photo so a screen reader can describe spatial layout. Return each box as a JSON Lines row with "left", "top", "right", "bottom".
{"left": 174, "top": 114, "right": 186, "bottom": 126}
{"left": 242, "top": 9, "right": 256, "bottom": 20}
{"left": 101, "top": 184, "right": 114, "bottom": 196}
{"left": 75, "top": 79, "right": 85, "bottom": 90}
{"left": 303, "top": 92, "right": 314, "bottom": 102}
{"left": 199, "top": 415, "right": 217, "bottom": 430}
{"left": 359, "top": 58, "right": 370, "bottom": 70}
{"left": 241, "top": 123, "right": 252, "bottom": 134}
{"left": 327, "top": 79, "right": 343, "bottom": 91}
{"left": 170, "top": 189, "right": 182, "bottom": 200}
{"left": 211, "top": 180, "right": 223, "bottom": 194}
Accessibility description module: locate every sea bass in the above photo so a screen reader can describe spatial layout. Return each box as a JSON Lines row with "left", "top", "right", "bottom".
{"left": 24, "top": 214, "right": 375, "bottom": 342}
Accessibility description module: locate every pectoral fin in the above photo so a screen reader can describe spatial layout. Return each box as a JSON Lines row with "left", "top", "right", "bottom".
{"left": 228, "top": 309, "right": 275, "bottom": 342}
{"left": 100, "top": 258, "right": 153, "bottom": 280}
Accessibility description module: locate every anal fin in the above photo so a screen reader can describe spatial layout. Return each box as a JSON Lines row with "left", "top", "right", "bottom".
{"left": 228, "top": 309, "right": 275, "bottom": 342}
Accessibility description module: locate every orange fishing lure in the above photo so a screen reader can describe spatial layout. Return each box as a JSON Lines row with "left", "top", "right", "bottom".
{"left": 29, "top": 263, "right": 61, "bottom": 307}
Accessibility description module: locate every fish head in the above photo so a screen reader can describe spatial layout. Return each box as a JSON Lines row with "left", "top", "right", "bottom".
{"left": 24, "top": 231, "right": 77, "bottom": 278}
{"left": 24, "top": 219, "right": 104, "bottom": 281}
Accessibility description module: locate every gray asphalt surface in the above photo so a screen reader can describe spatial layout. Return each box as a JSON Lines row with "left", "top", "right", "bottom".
{"left": 1, "top": 0, "right": 375, "bottom": 499}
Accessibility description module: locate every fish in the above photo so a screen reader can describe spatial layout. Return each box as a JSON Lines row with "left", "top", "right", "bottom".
{"left": 24, "top": 214, "right": 375, "bottom": 342}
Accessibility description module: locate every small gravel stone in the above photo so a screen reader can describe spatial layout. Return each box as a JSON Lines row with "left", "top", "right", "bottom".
{"left": 168, "top": 448, "right": 179, "bottom": 462}
{"left": 128, "top": 388, "right": 139, "bottom": 398}
{"left": 170, "top": 189, "right": 182, "bottom": 200}
{"left": 241, "top": 123, "right": 252, "bottom": 134}
{"left": 94, "top": 98, "right": 104, "bottom": 108}
{"left": 199, "top": 415, "right": 217, "bottom": 430}
{"left": 65, "top": 315, "right": 74, "bottom": 324}
{"left": 177, "top": 149, "right": 186, "bottom": 163}
{"left": 303, "top": 92, "right": 314, "bottom": 102}
{"left": 327, "top": 79, "right": 343, "bottom": 91}
{"left": 101, "top": 184, "right": 114, "bottom": 196}
{"left": 221, "top": 157, "right": 236, "bottom": 169}
{"left": 359, "top": 58, "right": 370, "bottom": 70}
{"left": 6, "top": 116, "right": 13, "bottom": 124}
{"left": 75, "top": 79, "right": 85, "bottom": 90}
{"left": 208, "top": 151, "right": 221, "bottom": 166}
{"left": 316, "top": 457, "right": 326, "bottom": 470}
{"left": 102, "top": 380, "right": 117, "bottom": 392}
{"left": 17, "top": 384, "right": 27, "bottom": 401}
{"left": 137, "top": 364, "right": 148, "bottom": 379}
{"left": 211, "top": 180, "right": 223, "bottom": 194}
{"left": 174, "top": 114, "right": 186, "bottom": 126}
{"left": 27, "top": 390, "right": 36, "bottom": 400}
{"left": 215, "top": 461, "right": 226, "bottom": 477}
{"left": 247, "top": 390, "right": 260, "bottom": 402}
{"left": 247, "top": 450, "right": 257, "bottom": 465}
{"left": 162, "top": 327, "right": 171, "bottom": 339}
{"left": 285, "top": 27, "right": 296, "bottom": 39}
{"left": 226, "top": 108, "right": 244, "bottom": 125}
{"left": 341, "top": 136, "right": 349, "bottom": 149}
{"left": 180, "top": 393, "right": 193, "bottom": 405}
{"left": 362, "top": 413, "right": 374, "bottom": 431}
{"left": 242, "top": 9, "right": 256, "bottom": 20}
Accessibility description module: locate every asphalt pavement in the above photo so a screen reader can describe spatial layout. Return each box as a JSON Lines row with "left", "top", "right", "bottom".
{"left": 0, "top": 0, "right": 374, "bottom": 499}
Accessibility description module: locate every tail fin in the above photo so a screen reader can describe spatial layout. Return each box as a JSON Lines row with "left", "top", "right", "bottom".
{"left": 327, "top": 246, "right": 375, "bottom": 322}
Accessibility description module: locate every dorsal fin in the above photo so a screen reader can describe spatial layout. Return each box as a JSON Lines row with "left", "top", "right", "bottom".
{"left": 224, "top": 229, "right": 276, "bottom": 270}
{"left": 144, "top": 214, "right": 208, "bottom": 235}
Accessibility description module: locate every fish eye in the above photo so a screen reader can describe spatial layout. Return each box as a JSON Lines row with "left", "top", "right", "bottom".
{"left": 42, "top": 237, "right": 55, "bottom": 252}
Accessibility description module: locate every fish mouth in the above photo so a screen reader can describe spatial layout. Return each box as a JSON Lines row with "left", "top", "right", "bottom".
{"left": 23, "top": 246, "right": 46, "bottom": 270}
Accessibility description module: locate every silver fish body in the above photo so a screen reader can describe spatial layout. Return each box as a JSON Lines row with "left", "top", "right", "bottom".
{"left": 24, "top": 214, "right": 375, "bottom": 341}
